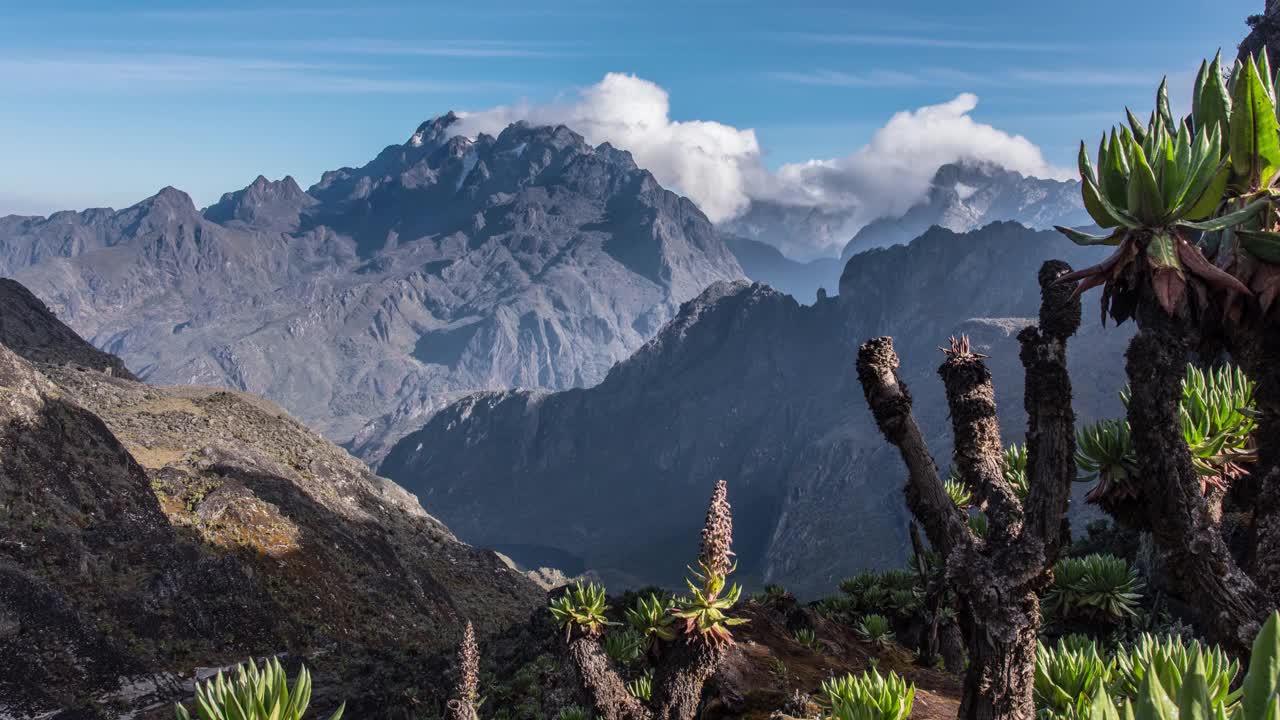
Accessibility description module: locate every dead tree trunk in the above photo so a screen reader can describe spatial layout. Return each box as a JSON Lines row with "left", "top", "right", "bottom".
{"left": 856, "top": 260, "right": 1082, "bottom": 720}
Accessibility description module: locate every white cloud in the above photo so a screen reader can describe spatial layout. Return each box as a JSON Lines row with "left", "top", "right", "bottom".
{"left": 761, "top": 93, "right": 1072, "bottom": 225}
{"left": 452, "top": 75, "right": 1071, "bottom": 256}
{"left": 453, "top": 73, "right": 763, "bottom": 222}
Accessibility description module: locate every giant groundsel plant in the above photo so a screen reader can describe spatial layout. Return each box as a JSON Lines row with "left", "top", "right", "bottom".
{"left": 1056, "top": 52, "right": 1280, "bottom": 321}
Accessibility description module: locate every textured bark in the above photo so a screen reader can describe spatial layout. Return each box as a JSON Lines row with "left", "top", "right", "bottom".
{"left": 856, "top": 337, "right": 969, "bottom": 557}
{"left": 1225, "top": 322, "right": 1280, "bottom": 600}
{"left": 953, "top": 565, "right": 1040, "bottom": 720}
{"left": 855, "top": 261, "right": 1082, "bottom": 720}
{"left": 1018, "top": 260, "right": 1081, "bottom": 562}
{"left": 1126, "top": 307, "right": 1270, "bottom": 655}
{"left": 910, "top": 521, "right": 941, "bottom": 666}
{"left": 566, "top": 637, "right": 653, "bottom": 720}
{"left": 650, "top": 641, "right": 724, "bottom": 720}
{"left": 939, "top": 346, "right": 1023, "bottom": 544}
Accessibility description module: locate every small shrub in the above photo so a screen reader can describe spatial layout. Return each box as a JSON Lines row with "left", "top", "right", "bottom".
{"left": 603, "top": 628, "right": 645, "bottom": 666}
{"left": 769, "top": 657, "right": 790, "bottom": 686}
{"left": 549, "top": 582, "right": 611, "bottom": 639}
{"left": 857, "top": 614, "right": 894, "bottom": 648}
{"left": 794, "top": 627, "right": 823, "bottom": 651}
{"left": 821, "top": 669, "right": 915, "bottom": 720}
{"left": 1034, "top": 637, "right": 1112, "bottom": 720}
{"left": 1110, "top": 633, "right": 1239, "bottom": 709}
{"left": 625, "top": 593, "right": 676, "bottom": 651}
{"left": 1044, "top": 554, "right": 1142, "bottom": 624}
{"left": 556, "top": 706, "right": 589, "bottom": 720}
{"left": 1080, "top": 612, "right": 1280, "bottom": 720}
{"left": 174, "top": 657, "right": 344, "bottom": 720}
{"left": 944, "top": 477, "right": 973, "bottom": 509}
{"left": 626, "top": 670, "right": 653, "bottom": 702}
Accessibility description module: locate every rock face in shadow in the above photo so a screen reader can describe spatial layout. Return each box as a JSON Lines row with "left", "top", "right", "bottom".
{"left": 0, "top": 281, "right": 543, "bottom": 718}
{"left": 382, "top": 222, "right": 1133, "bottom": 596}
{"left": 0, "top": 278, "right": 136, "bottom": 378}
{"left": 0, "top": 115, "right": 743, "bottom": 462}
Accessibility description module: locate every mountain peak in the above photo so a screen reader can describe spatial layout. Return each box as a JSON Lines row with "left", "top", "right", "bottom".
{"left": 204, "top": 174, "right": 316, "bottom": 228}
{"left": 137, "top": 186, "right": 198, "bottom": 215}
{"left": 408, "top": 111, "right": 461, "bottom": 148}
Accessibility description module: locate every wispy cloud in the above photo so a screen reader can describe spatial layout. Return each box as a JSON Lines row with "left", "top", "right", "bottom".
{"left": 771, "top": 67, "right": 1158, "bottom": 89}
{"left": 795, "top": 32, "right": 1079, "bottom": 53}
{"left": 284, "top": 38, "right": 572, "bottom": 59}
{"left": 126, "top": 7, "right": 386, "bottom": 21}
{"left": 0, "top": 54, "right": 524, "bottom": 95}
{"left": 767, "top": 69, "right": 928, "bottom": 88}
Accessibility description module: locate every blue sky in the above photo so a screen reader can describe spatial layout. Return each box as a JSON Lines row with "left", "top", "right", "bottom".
{"left": 0, "top": 0, "right": 1260, "bottom": 218}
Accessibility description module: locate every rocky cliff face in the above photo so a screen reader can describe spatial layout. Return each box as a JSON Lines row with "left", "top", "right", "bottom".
{"left": 0, "top": 281, "right": 543, "bottom": 718}
{"left": 840, "top": 162, "right": 1088, "bottom": 259}
{"left": 381, "top": 222, "right": 1132, "bottom": 596}
{"left": 0, "top": 114, "right": 743, "bottom": 461}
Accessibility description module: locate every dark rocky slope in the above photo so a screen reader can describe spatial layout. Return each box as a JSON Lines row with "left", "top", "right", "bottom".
{"left": 0, "top": 115, "right": 743, "bottom": 462}
{"left": 382, "top": 222, "right": 1133, "bottom": 595}
{"left": 0, "top": 281, "right": 543, "bottom": 718}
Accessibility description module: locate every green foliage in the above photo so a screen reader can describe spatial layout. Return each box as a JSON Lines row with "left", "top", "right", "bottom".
{"left": 174, "top": 658, "right": 343, "bottom": 720}
{"left": 1110, "top": 634, "right": 1240, "bottom": 709}
{"left": 821, "top": 669, "right": 916, "bottom": 720}
{"left": 1056, "top": 52, "right": 1280, "bottom": 320}
{"left": 1077, "top": 363, "right": 1255, "bottom": 504}
{"left": 1076, "top": 420, "right": 1140, "bottom": 502}
{"left": 857, "top": 614, "right": 895, "bottom": 648}
{"left": 603, "top": 628, "right": 646, "bottom": 666}
{"left": 1031, "top": 614, "right": 1280, "bottom": 720}
{"left": 625, "top": 593, "right": 676, "bottom": 650}
{"left": 769, "top": 657, "right": 790, "bottom": 686}
{"left": 815, "top": 593, "right": 859, "bottom": 620}
{"left": 555, "top": 706, "right": 589, "bottom": 720}
{"left": 671, "top": 559, "right": 748, "bottom": 645}
{"left": 626, "top": 670, "right": 653, "bottom": 703}
{"left": 1035, "top": 638, "right": 1113, "bottom": 720}
{"left": 1003, "top": 443, "right": 1030, "bottom": 500}
{"left": 968, "top": 512, "right": 990, "bottom": 539}
{"left": 794, "top": 627, "right": 824, "bottom": 651}
{"left": 1074, "top": 617, "right": 1276, "bottom": 720}
{"left": 944, "top": 477, "right": 973, "bottom": 509}
{"left": 549, "top": 582, "right": 611, "bottom": 639}
{"left": 1044, "top": 554, "right": 1143, "bottom": 624}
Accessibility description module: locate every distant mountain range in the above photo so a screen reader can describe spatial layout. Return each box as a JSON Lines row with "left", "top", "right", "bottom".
{"left": 0, "top": 113, "right": 742, "bottom": 461}
{"left": 840, "top": 162, "right": 1089, "bottom": 259}
{"left": 0, "top": 114, "right": 1113, "bottom": 593}
{"left": 719, "top": 161, "right": 1090, "bottom": 303}
{"left": 379, "top": 222, "right": 1132, "bottom": 595}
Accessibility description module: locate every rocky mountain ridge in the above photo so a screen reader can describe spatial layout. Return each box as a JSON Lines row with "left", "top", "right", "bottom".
{"left": 0, "top": 114, "right": 743, "bottom": 461}
{"left": 0, "top": 280, "right": 543, "bottom": 717}
{"left": 719, "top": 162, "right": 1089, "bottom": 303}
{"left": 381, "top": 221, "right": 1132, "bottom": 595}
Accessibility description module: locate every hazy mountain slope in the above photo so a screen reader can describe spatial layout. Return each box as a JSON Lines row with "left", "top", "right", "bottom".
{"left": 0, "top": 282, "right": 543, "bottom": 718}
{"left": 381, "top": 222, "right": 1132, "bottom": 595}
{"left": 841, "top": 162, "right": 1088, "bottom": 259}
{"left": 724, "top": 235, "right": 844, "bottom": 304}
{"left": 0, "top": 115, "right": 744, "bottom": 461}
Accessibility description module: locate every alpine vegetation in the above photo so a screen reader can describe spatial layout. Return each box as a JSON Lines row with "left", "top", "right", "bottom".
{"left": 449, "top": 620, "right": 481, "bottom": 720}
{"left": 551, "top": 479, "right": 745, "bottom": 720}
{"left": 174, "top": 658, "right": 344, "bottom": 720}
